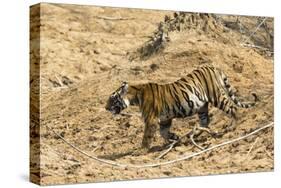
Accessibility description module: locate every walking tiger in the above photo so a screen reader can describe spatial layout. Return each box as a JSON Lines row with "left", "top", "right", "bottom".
{"left": 105, "top": 65, "right": 257, "bottom": 150}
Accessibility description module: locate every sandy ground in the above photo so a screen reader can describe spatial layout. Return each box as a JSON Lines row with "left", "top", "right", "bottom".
{"left": 30, "top": 3, "right": 274, "bottom": 185}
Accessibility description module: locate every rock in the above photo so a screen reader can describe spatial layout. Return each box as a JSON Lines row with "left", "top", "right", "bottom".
{"left": 100, "top": 64, "right": 111, "bottom": 71}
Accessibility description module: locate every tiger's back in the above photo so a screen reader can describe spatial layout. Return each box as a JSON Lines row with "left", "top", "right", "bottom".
{"left": 141, "top": 66, "right": 255, "bottom": 121}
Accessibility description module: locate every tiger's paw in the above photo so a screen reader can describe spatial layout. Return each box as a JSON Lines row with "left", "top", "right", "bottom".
{"left": 168, "top": 132, "right": 179, "bottom": 142}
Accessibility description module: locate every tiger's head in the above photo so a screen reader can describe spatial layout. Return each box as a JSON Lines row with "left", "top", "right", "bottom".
{"left": 105, "top": 82, "right": 130, "bottom": 115}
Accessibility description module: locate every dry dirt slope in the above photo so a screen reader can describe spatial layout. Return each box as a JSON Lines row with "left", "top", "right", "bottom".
{"left": 30, "top": 3, "right": 273, "bottom": 185}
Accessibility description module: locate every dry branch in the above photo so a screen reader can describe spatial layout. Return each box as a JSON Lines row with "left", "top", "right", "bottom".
{"left": 156, "top": 140, "right": 178, "bottom": 159}
{"left": 242, "top": 17, "right": 267, "bottom": 44}
{"left": 55, "top": 75, "right": 64, "bottom": 87}
{"left": 45, "top": 122, "right": 273, "bottom": 168}
{"left": 241, "top": 43, "right": 272, "bottom": 52}
{"left": 265, "top": 150, "right": 273, "bottom": 160}
{"left": 245, "top": 137, "right": 259, "bottom": 159}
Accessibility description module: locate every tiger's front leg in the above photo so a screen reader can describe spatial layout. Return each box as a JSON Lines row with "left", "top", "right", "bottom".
{"left": 141, "top": 118, "right": 158, "bottom": 149}
{"left": 159, "top": 119, "right": 179, "bottom": 143}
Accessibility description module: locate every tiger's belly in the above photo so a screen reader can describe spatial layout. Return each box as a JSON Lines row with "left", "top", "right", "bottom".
{"left": 159, "top": 97, "right": 205, "bottom": 122}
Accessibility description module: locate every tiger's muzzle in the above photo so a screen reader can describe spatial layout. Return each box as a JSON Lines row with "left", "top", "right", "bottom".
{"left": 105, "top": 94, "right": 127, "bottom": 115}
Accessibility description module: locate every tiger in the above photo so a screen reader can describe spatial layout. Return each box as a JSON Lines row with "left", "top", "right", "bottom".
{"left": 105, "top": 65, "right": 257, "bottom": 150}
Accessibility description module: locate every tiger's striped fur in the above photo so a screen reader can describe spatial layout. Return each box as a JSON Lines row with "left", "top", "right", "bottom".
{"left": 105, "top": 65, "right": 257, "bottom": 149}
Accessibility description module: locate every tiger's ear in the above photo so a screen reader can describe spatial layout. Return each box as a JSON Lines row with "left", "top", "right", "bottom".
{"left": 120, "top": 82, "right": 128, "bottom": 95}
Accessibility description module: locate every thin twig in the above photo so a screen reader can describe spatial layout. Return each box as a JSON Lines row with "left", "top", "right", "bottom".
{"left": 265, "top": 149, "right": 273, "bottom": 160}
{"left": 156, "top": 140, "right": 178, "bottom": 160}
{"left": 55, "top": 75, "right": 64, "bottom": 87}
{"left": 156, "top": 126, "right": 200, "bottom": 159}
{"left": 190, "top": 133, "right": 205, "bottom": 150}
{"left": 245, "top": 137, "right": 259, "bottom": 159}
{"left": 45, "top": 125, "right": 126, "bottom": 167}
{"left": 45, "top": 122, "right": 273, "bottom": 168}
{"left": 156, "top": 130, "right": 192, "bottom": 160}
{"left": 92, "top": 146, "right": 100, "bottom": 152}
{"left": 242, "top": 17, "right": 267, "bottom": 44}
{"left": 241, "top": 43, "right": 273, "bottom": 53}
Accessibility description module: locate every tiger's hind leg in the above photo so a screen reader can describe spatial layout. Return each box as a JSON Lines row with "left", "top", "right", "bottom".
{"left": 217, "top": 95, "right": 238, "bottom": 133}
{"left": 190, "top": 103, "right": 219, "bottom": 150}
{"left": 159, "top": 119, "right": 179, "bottom": 143}
{"left": 198, "top": 102, "right": 210, "bottom": 128}
{"left": 198, "top": 103, "right": 223, "bottom": 138}
{"left": 197, "top": 102, "right": 219, "bottom": 136}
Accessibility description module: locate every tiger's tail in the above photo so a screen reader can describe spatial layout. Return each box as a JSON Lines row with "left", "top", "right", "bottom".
{"left": 220, "top": 71, "right": 258, "bottom": 108}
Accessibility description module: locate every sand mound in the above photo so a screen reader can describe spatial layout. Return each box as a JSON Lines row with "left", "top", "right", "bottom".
{"left": 128, "top": 12, "right": 227, "bottom": 61}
